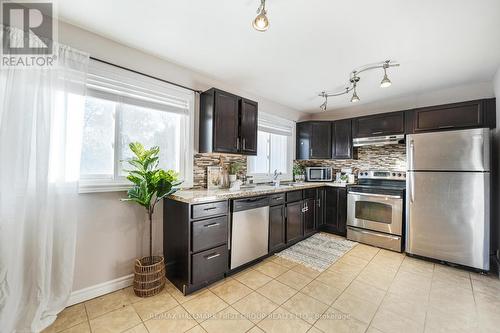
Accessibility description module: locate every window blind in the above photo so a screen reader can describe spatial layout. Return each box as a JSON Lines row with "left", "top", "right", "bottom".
{"left": 86, "top": 60, "right": 194, "bottom": 115}
{"left": 258, "top": 113, "right": 294, "bottom": 136}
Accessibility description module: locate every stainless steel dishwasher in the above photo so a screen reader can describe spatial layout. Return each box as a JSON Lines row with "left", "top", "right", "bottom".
{"left": 230, "top": 196, "right": 270, "bottom": 270}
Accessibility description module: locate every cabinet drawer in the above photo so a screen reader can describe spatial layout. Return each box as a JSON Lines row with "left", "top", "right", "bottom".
{"left": 192, "top": 216, "right": 228, "bottom": 253}
{"left": 286, "top": 190, "right": 303, "bottom": 203}
{"left": 269, "top": 193, "right": 285, "bottom": 206}
{"left": 192, "top": 201, "right": 228, "bottom": 219}
{"left": 191, "top": 245, "right": 228, "bottom": 285}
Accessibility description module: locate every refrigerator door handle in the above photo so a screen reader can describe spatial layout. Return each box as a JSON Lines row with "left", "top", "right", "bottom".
{"left": 409, "top": 139, "right": 415, "bottom": 171}
{"left": 409, "top": 171, "right": 415, "bottom": 204}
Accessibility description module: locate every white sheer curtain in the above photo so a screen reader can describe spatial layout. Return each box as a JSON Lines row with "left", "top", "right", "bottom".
{"left": 0, "top": 27, "right": 89, "bottom": 332}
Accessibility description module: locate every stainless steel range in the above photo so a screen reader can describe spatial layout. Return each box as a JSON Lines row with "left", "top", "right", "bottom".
{"left": 347, "top": 170, "right": 406, "bottom": 252}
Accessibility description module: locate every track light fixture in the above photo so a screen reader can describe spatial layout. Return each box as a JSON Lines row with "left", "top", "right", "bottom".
{"left": 318, "top": 60, "right": 400, "bottom": 111}
{"left": 253, "top": 0, "right": 269, "bottom": 32}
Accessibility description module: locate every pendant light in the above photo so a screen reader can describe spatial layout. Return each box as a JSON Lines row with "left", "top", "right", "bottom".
{"left": 253, "top": 0, "right": 269, "bottom": 32}
{"left": 380, "top": 61, "right": 392, "bottom": 88}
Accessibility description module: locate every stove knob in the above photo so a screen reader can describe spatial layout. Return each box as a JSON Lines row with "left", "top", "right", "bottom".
{"left": 392, "top": 173, "right": 396, "bottom": 176}
{"left": 398, "top": 173, "right": 402, "bottom": 177}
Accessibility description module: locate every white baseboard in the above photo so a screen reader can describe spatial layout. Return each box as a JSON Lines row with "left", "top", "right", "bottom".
{"left": 68, "top": 274, "right": 134, "bottom": 306}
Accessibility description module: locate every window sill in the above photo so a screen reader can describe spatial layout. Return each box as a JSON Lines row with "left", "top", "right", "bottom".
{"left": 78, "top": 180, "right": 132, "bottom": 194}
{"left": 78, "top": 180, "right": 193, "bottom": 194}
{"left": 247, "top": 174, "right": 293, "bottom": 184}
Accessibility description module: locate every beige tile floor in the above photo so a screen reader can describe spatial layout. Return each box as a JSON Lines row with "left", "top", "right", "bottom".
{"left": 44, "top": 234, "right": 500, "bottom": 333}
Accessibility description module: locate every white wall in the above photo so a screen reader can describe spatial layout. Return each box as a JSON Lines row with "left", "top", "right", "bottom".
{"left": 57, "top": 21, "right": 306, "bottom": 293}
{"left": 306, "top": 81, "right": 495, "bottom": 121}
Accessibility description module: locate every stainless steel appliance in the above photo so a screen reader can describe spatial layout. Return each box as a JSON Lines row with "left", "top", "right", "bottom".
{"left": 306, "top": 167, "right": 333, "bottom": 182}
{"left": 406, "top": 128, "right": 490, "bottom": 270}
{"left": 230, "top": 196, "right": 269, "bottom": 270}
{"left": 353, "top": 134, "right": 404, "bottom": 147}
{"left": 347, "top": 170, "right": 406, "bottom": 252}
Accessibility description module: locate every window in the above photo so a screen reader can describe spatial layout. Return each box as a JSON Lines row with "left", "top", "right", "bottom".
{"left": 79, "top": 60, "right": 194, "bottom": 193}
{"left": 247, "top": 113, "right": 295, "bottom": 182}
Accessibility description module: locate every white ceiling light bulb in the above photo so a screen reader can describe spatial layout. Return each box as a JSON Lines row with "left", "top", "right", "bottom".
{"left": 253, "top": 0, "right": 269, "bottom": 32}
{"left": 380, "top": 61, "right": 392, "bottom": 88}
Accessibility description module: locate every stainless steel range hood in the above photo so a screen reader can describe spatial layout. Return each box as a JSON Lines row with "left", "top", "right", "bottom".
{"left": 353, "top": 134, "right": 405, "bottom": 147}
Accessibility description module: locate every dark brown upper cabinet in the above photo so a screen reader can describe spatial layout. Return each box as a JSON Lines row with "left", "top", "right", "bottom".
{"left": 239, "top": 98, "right": 258, "bottom": 155}
{"left": 352, "top": 111, "right": 405, "bottom": 138}
{"left": 296, "top": 121, "right": 332, "bottom": 160}
{"left": 310, "top": 122, "right": 332, "bottom": 159}
{"left": 199, "top": 88, "right": 258, "bottom": 155}
{"left": 297, "top": 120, "right": 352, "bottom": 160}
{"left": 407, "top": 99, "right": 496, "bottom": 134}
{"left": 296, "top": 122, "right": 312, "bottom": 160}
{"left": 332, "top": 119, "right": 353, "bottom": 159}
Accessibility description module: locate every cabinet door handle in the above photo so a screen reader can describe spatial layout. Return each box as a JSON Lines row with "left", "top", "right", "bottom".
{"left": 204, "top": 223, "right": 220, "bottom": 228}
{"left": 205, "top": 253, "right": 221, "bottom": 260}
{"left": 236, "top": 137, "right": 240, "bottom": 150}
{"left": 204, "top": 207, "right": 218, "bottom": 211}
{"left": 438, "top": 125, "right": 454, "bottom": 129}
{"left": 318, "top": 199, "right": 321, "bottom": 208}
{"left": 372, "top": 131, "right": 383, "bottom": 135}
{"left": 242, "top": 138, "right": 246, "bottom": 150}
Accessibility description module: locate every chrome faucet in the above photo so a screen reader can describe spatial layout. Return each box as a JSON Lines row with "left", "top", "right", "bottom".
{"left": 272, "top": 169, "right": 282, "bottom": 187}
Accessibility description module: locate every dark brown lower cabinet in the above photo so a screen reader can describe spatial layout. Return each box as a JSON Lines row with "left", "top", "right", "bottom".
{"left": 303, "top": 198, "right": 316, "bottom": 236}
{"left": 316, "top": 188, "right": 325, "bottom": 227}
{"left": 322, "top": 187, "right": 347, "bottom": 236}
{"left": 269, "top": 204, "right": 286, "bottom": 252}
{"left": 286, "top": 201, "right": 303, "bottom": 243}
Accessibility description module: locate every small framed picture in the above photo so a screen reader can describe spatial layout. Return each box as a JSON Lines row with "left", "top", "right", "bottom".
{"left": 207, "top": 166, "right": 222, "bottom": 189}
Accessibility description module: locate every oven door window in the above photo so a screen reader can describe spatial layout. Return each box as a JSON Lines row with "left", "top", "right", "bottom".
{"left": 355, "top": 201, "right": 392, "bottom": 224}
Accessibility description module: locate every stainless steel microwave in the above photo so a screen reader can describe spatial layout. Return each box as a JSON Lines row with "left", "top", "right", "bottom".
{"left": 305, "top": 167, "right": 333, "bottom": 182}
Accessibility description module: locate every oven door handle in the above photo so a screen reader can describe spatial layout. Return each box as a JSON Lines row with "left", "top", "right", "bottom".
{"left": 349, "top": 192, "right": 402, "bottom": 199}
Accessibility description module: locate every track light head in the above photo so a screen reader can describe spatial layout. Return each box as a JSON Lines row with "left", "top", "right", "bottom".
{"left": 380, "top": 61, "right": 392, "bottom": 88}
{"left": 350, "top": 90, "right": 360, "bottom": 103}
{"left": 253, "top": 0, "right": 269, "bottom": 32}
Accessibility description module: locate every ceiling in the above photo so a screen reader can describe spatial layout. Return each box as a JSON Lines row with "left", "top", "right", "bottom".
{"left": 55, "top": 0, "right": 500, "bottom": 114}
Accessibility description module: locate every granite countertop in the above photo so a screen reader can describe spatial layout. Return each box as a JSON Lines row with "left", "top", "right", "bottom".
{"left": 168, "top": 182, "right": 352, "bottom": 204}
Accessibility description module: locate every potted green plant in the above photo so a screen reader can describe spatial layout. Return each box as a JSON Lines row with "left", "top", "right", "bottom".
{"left": 122, "top": 142, "right": 181, "bottom": 297}
{"left": 229, "top": 162, "right": 243, "bottom": 183}
{"left": 293, "top": 164, "right": 304, "bottom": 182}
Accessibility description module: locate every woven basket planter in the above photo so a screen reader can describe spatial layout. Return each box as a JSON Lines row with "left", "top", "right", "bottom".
{"left": 133, "top": 255, "right": 166, "bottom": 297}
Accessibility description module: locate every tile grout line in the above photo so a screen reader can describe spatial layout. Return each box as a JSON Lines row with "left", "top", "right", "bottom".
{"left": 422, "top": 262, "right": 437, "bottom": 333}
{"left": 363, "top": 251, "right": 404, "bottom": 333}
{"left": 306, "top": 244, "right": 386, "bottom": 331}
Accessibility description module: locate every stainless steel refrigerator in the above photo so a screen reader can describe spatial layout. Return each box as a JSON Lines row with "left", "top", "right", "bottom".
{"left": 406, "top": 128, "right": 490, "bottom": 270}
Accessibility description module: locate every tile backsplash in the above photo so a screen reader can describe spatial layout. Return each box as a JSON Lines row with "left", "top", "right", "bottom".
{"left": 193, "top": 153, "right": 247, "bottom": 188}
{"left": 295, "top": 144, "right": 407, "bottom": 173}
{"left": 193, "top": 145, "right": 406, "bottom": 188}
